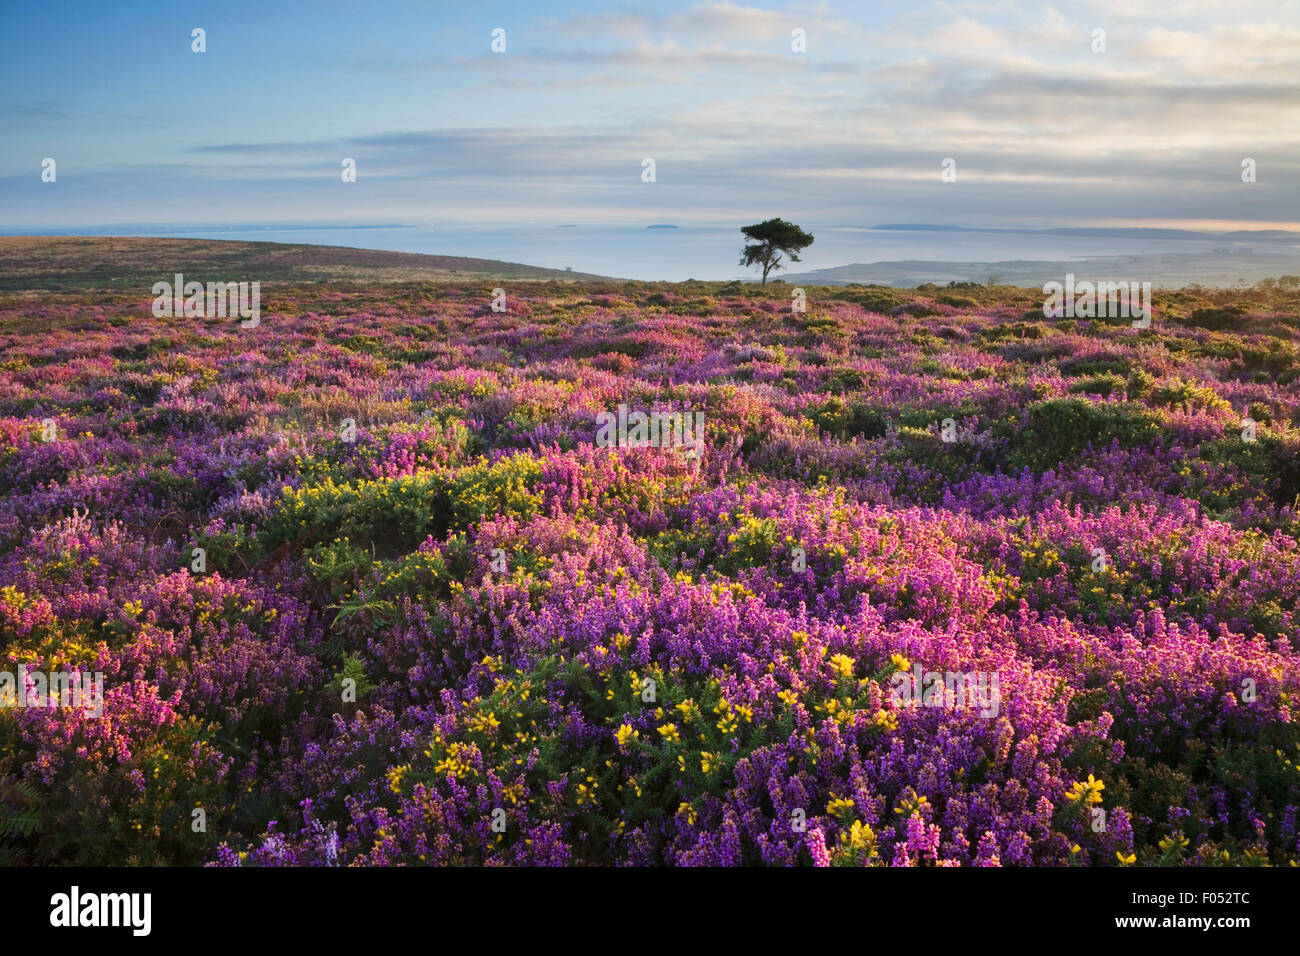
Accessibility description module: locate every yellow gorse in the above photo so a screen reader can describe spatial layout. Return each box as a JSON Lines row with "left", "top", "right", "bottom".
{"left": 614, "top": 723, "right": 638, "bottom": 747}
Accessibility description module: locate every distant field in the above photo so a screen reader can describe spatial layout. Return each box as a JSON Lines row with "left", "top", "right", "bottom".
{"left": 0, "top": 236, "right": 607, "bottom": 290}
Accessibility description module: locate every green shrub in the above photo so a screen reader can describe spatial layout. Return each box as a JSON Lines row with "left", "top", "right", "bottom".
{"left": 833, "top": 286, "right": 904, "bottom": 314}
{"left": 806, "top": 398, "right": 887, "bottom": 441}
{"left": 1068, "top": 374, "right": 1126, "bottom": 398}
{"left": 1126, "top": 368, "right": 1155, "bottom": 399}
{"left": 1004, "top": 398, "right": 1162, "bottom": 471}
{"left": 264, "top": 472, "right": 451, "bottom": 554}
{"left": 1148, "top": 379, "right": 1232, "bottom": 415}
{"left": 1181, "top": 305, "right": 1250, "bottom": 331}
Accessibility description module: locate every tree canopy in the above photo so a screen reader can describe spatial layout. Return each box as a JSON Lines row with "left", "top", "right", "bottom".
{"left": 739, "top": 218, "right": 815, "bottom": 285}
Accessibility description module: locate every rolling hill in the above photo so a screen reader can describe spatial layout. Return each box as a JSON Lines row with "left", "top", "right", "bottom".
{"left": 0, "top": 236, "right": 607, "bottom": 290}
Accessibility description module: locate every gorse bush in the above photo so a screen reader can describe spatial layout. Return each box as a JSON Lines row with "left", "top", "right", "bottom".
{"left": 447, "top": 454, "right": 544, "bottom": 529}
{"left": 265, "top": 472, "right": 451, "bottom": 553}
{"left": 1004, "top": 398, "right": 1163, "bottom": 471}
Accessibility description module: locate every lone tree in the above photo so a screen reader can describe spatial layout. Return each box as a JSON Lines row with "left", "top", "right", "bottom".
{"left": 739, "top": 218, "right": 814, "bottom": 285}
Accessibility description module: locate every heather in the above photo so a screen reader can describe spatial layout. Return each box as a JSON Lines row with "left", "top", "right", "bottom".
{"left": 2, "top": 277, "right": 1299, "bottom": 867}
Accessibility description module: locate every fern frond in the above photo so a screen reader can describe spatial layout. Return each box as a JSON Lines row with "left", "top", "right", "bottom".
{"left": 0, "top": 842, "right": 28, "bottom": 867}
{"left": 12, "top": 782, "right": 39, "bottom": 803}
{"left": 0, "top": 807, "right": 40, "bottom": 838}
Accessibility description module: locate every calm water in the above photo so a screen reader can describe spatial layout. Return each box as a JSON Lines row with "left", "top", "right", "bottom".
{"left": 20, "top": 223, "right": 1295, "bottom": 282}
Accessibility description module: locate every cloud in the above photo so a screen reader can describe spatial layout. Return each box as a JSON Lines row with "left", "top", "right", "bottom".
{"left": 3, "top": 0, "right": 1296, "bottom": 231}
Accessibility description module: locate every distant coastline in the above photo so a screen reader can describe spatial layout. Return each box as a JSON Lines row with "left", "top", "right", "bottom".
{"left": 5, "top": 224, "right": 1299, "bottom": 286}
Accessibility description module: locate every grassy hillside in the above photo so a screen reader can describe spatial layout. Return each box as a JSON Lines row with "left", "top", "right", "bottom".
{"left": 0, "top": 236, "right": 607, "bottom": 290}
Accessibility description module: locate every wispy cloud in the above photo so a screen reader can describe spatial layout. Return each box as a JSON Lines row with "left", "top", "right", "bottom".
{"left": 1, "top": 0, "right": 1295, "bottom": 231}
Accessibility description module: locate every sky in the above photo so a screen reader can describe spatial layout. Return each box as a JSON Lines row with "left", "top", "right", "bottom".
{"left": 2, "top": 0, "right": 1299, "bottom": 233}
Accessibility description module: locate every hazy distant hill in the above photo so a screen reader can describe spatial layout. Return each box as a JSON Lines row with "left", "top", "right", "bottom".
{"left": 867, "top": 223, "right": 1300, "bottom": 242}
{"left": 783, "top": 250, "right": 1300, "bottom": 288}
{"left": 0, "top": 236, "right": 606, "bottom": 290}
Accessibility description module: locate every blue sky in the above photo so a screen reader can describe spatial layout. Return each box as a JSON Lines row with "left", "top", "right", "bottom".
{"left": 3, "top": 0, "right": 1298, "bottom": 231}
